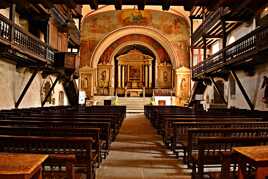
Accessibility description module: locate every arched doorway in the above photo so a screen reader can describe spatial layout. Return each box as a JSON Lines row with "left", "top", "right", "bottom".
{"left": 214, "top": 80, "right": 225, "bottom": 104}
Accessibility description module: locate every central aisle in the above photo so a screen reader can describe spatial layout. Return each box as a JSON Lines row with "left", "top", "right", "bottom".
{"left": 96, "top": 113, "right": 191, "bottom": 179}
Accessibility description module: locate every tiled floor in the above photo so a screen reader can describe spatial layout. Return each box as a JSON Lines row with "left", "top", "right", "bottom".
{"left": 96, "top": 113, "right": 191, "bottom": 179}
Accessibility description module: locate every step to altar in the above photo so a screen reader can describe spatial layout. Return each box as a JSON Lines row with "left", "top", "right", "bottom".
{"left": 92, "top": 96, "right": 150, "bottom": 113}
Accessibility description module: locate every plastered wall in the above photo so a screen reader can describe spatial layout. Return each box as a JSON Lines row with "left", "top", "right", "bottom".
{"left": 0, "top": 58, "right": 69, "bottom": 109}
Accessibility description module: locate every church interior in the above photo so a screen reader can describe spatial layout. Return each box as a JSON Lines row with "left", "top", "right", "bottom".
{"left": 0, "top": 0, "right": 268, "bottom": 179}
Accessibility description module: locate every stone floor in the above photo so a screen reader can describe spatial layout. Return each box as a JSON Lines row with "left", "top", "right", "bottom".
{"left": 96, "top": 113, "right": 191, "bottom": 179}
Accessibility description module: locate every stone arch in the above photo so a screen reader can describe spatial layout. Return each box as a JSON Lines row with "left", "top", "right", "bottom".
{"left": 90, "top": 26, "right": 179, "bottom": 69}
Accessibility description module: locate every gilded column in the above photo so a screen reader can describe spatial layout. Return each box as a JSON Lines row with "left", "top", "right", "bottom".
{"left": 149, "top": 63, "right": 152, "bottom": 88}
{"left": 122, "top": 65, "right": 125, "bottom": 88}
{"left": 118, "top": 64, "right": 121, "bottom": 88}
{"left": 145, "top": 65, "right": 148, "bottom": 88}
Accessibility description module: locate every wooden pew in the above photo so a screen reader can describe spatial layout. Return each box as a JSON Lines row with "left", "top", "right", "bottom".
{"left": 0, "top": 119, "right": 112, "bottom": 158}
{"left": 172, "top": 121, "right": 268, "bottom": 159}
{"left": 191, "top": 136, "right": 268, "bottom": 179}
{"left": 3, "top": 113, "right": 121, "bottom": 139}
{"left": 162, "top": 117, "right": 261, "bottom": 146}
{"left": 0, "top": 125, "right": 103, "bottom": 166}
{"left": 186, "top": 128, "right": 268, "bottom": 167}
{"left": 0, "top": 135, "right": 96, "bottom": 179}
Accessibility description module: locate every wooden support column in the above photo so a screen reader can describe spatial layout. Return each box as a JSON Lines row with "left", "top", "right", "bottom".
{"left": 15, "top": 70, "right": 38, "bottom": 108}
{"left": 230, "top": 70, "right": 254, "bottom": 111}
{"left": 210, "top": 76, "right": 227, "bottom": 105}
{"left": 221, "top": 18, "right": 227, "bottom": 61}
{"left": 203, "top": 35, "right": 207, "bottom": 61}
{"left": 190, "top": 16, "right": 194, "bottom": 68}
{"left": 41, "top": 76, "right": 60, "bottom": 107}
{"left": 9, "top": 4, "right": 16, "bottom": 43}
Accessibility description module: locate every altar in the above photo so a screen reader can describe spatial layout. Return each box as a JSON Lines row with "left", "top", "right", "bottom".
{"left": 115, "top": 49, "right": 154, "bottom": 97}
{"left": 125, "top": 88, "right": 145, "bottom": 97}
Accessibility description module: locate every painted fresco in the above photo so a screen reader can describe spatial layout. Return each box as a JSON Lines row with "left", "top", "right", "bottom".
{"left": 81, "top": 9, "right": 190, "bottom": 67}
{"left": 98, "top": 34, "right": 170, "bottom": 65}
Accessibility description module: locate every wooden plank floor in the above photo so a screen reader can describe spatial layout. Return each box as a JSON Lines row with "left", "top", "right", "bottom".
{"left": 96, "top": 113, "right": 191, "bottom": 179}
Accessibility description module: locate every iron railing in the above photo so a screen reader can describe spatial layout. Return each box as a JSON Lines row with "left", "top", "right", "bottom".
{"left": 192, "top": 25, "right": 268, "bottom": 78}
{"left": 0, "top": 14, "right": 54, "bottom": 63}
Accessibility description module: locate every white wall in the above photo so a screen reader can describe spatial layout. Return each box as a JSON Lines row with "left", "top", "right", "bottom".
{"left": 227, "top": 63, "right": 268, "bottom": 111}
{"left": 0, "top": 58, "right": 69, "bottom": 109}
{"left": 0, "top": 8, "right": 10, "bottom": 18}
{"left": 202, "top": 62, "right": 268, "bottom": 111}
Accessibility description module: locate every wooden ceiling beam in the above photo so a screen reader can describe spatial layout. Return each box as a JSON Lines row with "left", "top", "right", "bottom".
{"left": 13, "top": 0, "right": 31, "bottom": 9}
{"left": 114, "top": 0, "right": 122, "bottom": 10}
{"left": 138, "top": 0, "right": 145, "bottom": 10}
{"left": 204, "top": 35, "right": 223, "bottom": 39}
{"left": 162, "top": 0, "right": 170, "bottom": 11}
{"left": 184, "top": 0, "right": 193, "bottom": 11}
{"left": 34, "top": 0, "right": 54, "bottom": 9}
{"left": 89, "top": 0, "right": 98, "bottom": 10}
{"left": 0, "top": 1, "right": 11, "bottom": 9}
{"left": 65, "top": 0, "right": 77, "bottom": 9}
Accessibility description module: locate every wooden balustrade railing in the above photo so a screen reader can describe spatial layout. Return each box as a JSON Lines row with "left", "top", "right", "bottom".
{"left": 192, "top": 25, "right": 268, "bottom": 78}
{"left": 0, "top": 15, "right": 10, "bottom": 41}
{"left": 0, "top": 14, "right": 55, "bottom": 63}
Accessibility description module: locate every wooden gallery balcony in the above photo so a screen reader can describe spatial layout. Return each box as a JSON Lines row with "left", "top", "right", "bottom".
{"left": 192, "top": 25, "right": 268, "bottom": 79}
{"left": 55, "top": 52, "right": 79, "bottom": 72}
{"left": 191, "top": 7, "right": 237, "bottom": 48}
{"left": 0, "top": 14, "right": 54, "bottom": 65}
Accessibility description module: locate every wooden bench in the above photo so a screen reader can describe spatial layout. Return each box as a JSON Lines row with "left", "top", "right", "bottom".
{"left": 0, "top": 119, "right": 112, "bottom": 159}
{"left": 162, "top": 117, "right": 261, "bottom": 146}
{"left": 0, "top": 135, "right": 96, "bottom": 179}
{"left": 5, "top": 115, "right": 119, "bottom": 139}
{"left": 191, "top": 136, "right": 268, "bottom": 179}
{"left": 186, "top": 128, "right": 268, "bottom": 167}
{"left": 172, "top": 121, "right": 268, "bottom": 160}
{"left": 0, "top": 125, "right": 103, "bottom": 166}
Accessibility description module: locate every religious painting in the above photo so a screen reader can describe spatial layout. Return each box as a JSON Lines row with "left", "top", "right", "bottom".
{"left": 97, "top": 65, "right": 112, "bottom": 95}
{"left": 80, "top": 66, "right": 96, "bottom": 97}
{"left": 129, "top": 65, "right": 140, "bottom": 80}
{"left": 40, "top": 76, "right": 54, "bottom": 104}
{"left": 261, "top": 76, "right": 268, "bottom": 104}
{"left": 117, "top": 10, "right": 152, "bottom": 26}
{"left": 158, "top": 64, "right": 172, "bottom": 89}
{"left": 97, "top": 68, "right": 109, "bottom": 88}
